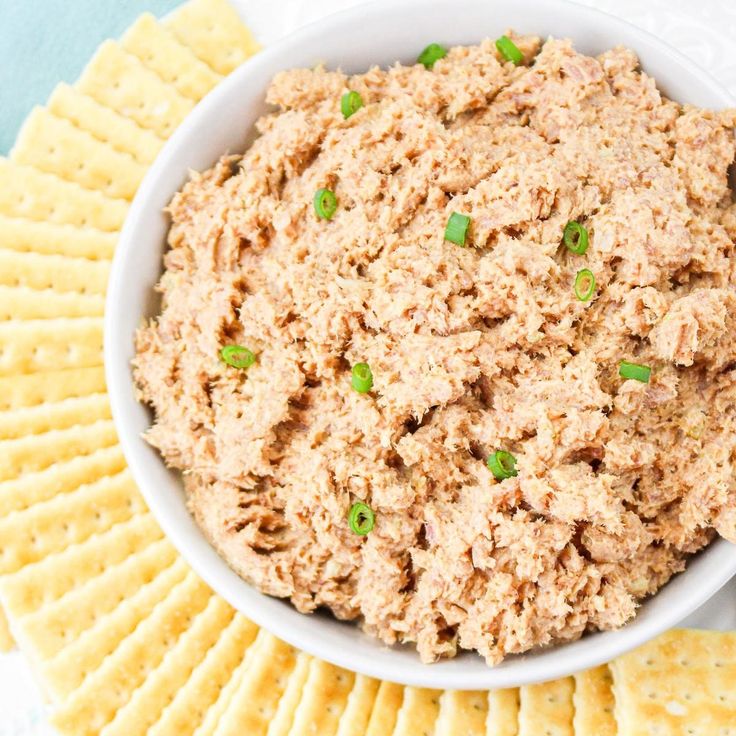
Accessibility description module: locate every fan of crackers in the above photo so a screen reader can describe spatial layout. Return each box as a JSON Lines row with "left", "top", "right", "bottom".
{"left": 0, "top": 0, "right": 734, "bottom": 733}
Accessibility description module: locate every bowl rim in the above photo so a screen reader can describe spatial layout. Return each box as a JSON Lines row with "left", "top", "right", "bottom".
{"left": 105, "top": 0, "right": 736, "bottom": 689}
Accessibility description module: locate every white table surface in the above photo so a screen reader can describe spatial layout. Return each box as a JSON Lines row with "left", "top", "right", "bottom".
{"left": 2, "top": 0, "right": 736, "bottom": 733}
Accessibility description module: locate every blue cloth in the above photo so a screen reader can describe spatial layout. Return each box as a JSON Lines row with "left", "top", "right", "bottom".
{"left": 0, "top": 0, "right": 183, "bottom": 154}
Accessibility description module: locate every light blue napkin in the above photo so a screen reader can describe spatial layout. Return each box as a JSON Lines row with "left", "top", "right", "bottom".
{"left": 0, "top": 0, "right": 183, "bottom": 154}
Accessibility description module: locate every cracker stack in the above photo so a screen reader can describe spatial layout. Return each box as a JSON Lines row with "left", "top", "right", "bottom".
{"left": 0, "top": 1, "right": 734, "bottom": 733}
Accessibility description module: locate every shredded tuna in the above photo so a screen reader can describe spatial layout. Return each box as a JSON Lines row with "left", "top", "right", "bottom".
{"left": 134, "top": 34, "right": 736, "bottom": 665}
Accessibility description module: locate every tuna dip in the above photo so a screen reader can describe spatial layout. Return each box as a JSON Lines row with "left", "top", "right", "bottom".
{"left": 134, "top": 32, "right": 736, "bottom": 664}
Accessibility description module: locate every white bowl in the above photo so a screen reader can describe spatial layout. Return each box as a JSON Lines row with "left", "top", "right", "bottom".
{"left": 106, "top": 0, "right": 736, "bottom": 689}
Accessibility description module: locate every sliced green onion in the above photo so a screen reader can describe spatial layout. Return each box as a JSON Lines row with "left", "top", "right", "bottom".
{"left": 341, "top": 90, "right": 363, "bottom": 119}
{"left": 619, "top": 361, "right": 651, "bottom": 383}
{"left": 563, "top": 221, "right": 589, "bottom": 255}
{"left": 444, "top": 211, "right": 471, "bottom": 246}
{"left": 418, "top": 43, "right": 447, "bottom": 69}
{"left": 348, "top": 502, "right": 375, "bottom": 535}
{"left": 487, "top": 450, "right": 518, "bottom": 480}
{"left": 496, "top": 35, "right": 524, "bottom": 65}
{"left": 351, "top": 362, "right": 373, "bottom": 393}
{"left": 314, "top": 188, "right": 338, "bottom": 220}
{"left": 219, "top": 345, "right": 255, "bottom": 369}
{"left": 574, "top": 269, "right": 596, "bottom": 302}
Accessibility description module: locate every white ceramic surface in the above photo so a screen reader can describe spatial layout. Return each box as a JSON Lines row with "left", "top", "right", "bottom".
{"left": 105, "top": 0, "right": 736, "bottom": 690}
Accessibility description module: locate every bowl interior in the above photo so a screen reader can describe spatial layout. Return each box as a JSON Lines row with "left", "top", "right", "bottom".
{"left": 105, "top": 0, "right": 736, "bottom": 689}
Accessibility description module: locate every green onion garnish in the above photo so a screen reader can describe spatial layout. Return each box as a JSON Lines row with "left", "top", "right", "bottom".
{"left": 348, "top": 502, "right": 375, "bottom": 535}
{"left": 574, "top": 269, "right": 596, "bottom": 302}
{"left": 219, "top": 345, "right": 255, "bottom": 369}
{"left": 313, "top": 188, "right": 338, "bottom": 220}
{"left": 444, "top": 211, "right": 471, "bottom": 246}
{"left": 341, "top": 90, "right": 363, "bottom": 119}
{"left": 618, "top": 361, "right": 651, "bottom": 383}
{"left": 418, "top": 43, "right": 448, "bottom": 69}
{"left": 495, "top": 35, "right": 524, "bottom": 65}
{"left": 487, "top": 450, "right": 518, "bottom": 480}
{"left": 563, "top": 221, "right": 589, "bottom": 255}
{"left": 351, "top": 362, "right": 373, "bottom": 393}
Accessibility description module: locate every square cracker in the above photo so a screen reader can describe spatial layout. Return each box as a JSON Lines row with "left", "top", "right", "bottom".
{"left": 11, "top": 107, "right": 146, "bottom": 201}
{"left": 0, "top": 512, "right": 162, "bottom": 619}
{"left": 611, "top": 628, "right": 736, "bottom": 736}
{"left": 393, "top": 686, "right": 443, "bottom": 736}
{"left": 165, "top": 0, "right": 260, "bottom": 75}
{"left": 99, "top": 595, "right": 235, "bottom": 736}
{"left": 212, "top": 631, "right": 298, "bottom": 736}
{"left": 518, "top": 678, "right": 574, "bottom": 736}
{"left": 365, "top": 681, "right": 404, "bottom": 736}
{"left": 13, "top": 536, "right": 176, "bottom": 664}
{"left": 0, "top": 392, "right": 110, "bottom": 440}
{"left": 0, "top": 366, "right": 106, "bottom": 411}
{"left": 48, "top": 83, "right": 164, "bottom": 166}
{"left": 0, "top": 418, "right": 118, "bottom": 483}
{"left": 0, "top": 469, "right": 144, "bottom": 576}
{"left": 0, "top": 286, "right": 105, "bottom": 321}
{"left": 49, "top": 571, "right": 212, "bottom": 736}
{"left": 122, "top": 14, "right": 222, "bottom": 101}
{"left": 0, "top": 214, "right": 116, "bottom": 260}
{"left": 0, "top": 249, "right": 110, "bottom": 294}
{"left": 335, "top": 675, "right": 381, "bottom": 736}
{"left": 76, "top": 41, "right": 193, "bottom": 139}
{"left": 0, "top": 317, "right": 104, "bottom": 376}
{"left": 0, "top": 444, "right": 125, "bottom": 516}
{"left": 265, "top": 652, "right": 312, "bottom": 736}
{"left": 573, "top": 665, "right": 616, "bottom": 736}
{"left": 487, "top": 688, "right": 520, "bottom": 736}
{"left": 0, "top": 606, "right": 14, "bottom": 651}
{"left": 149, "top": 613, "right": 259, "bottom": 736}
{"left": 434, "top": 690, "right": 488, "bottom": 736}
{"left": 0, "top": 158, "right": 128, "bottom": 232}
{"left": 41, "top": 558, "right": 188, "bottom": 702}
{"left": 287, "top": 659, "right": 356, "bottom": 736}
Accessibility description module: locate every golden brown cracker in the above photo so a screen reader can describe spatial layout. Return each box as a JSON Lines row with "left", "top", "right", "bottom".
{"left": 434, "top": 690, "right": 488, "bottom": 736}
{"left": 149, "top": 613, "right": 259, "bottom": 736}
{"left": 0, "top": 285, "right": 105, "bottom": 320}
{"left": 0, "top": 213, "right": 116, "bottom": 260}
{"left": 573, "top": 665, "right": 616, "bottom": 736}
{"left": 0, "top": 317, "right": 104, "bottom": 376}
{"left": 212, "top": 631, "right": 297, "bottom": 736}
{"left": 518, "top": 678, "right": 574, "bottom": 736}
{"left": 0, "top": 469, "right": 144, "bottom": 576}
{"left": 0, "top": 366, "right": 106, "bottom": 411}
{"left": 50, "top": 571, "right": 212, "bottom": 736}
{"left": 99, "top": 595, "right": 234, "bottom": 736}
{"left": 393, "top": 686, "right": 442, "bottom": 736}
{"left": 487, "top": 688, "right": 519, "bottom": 736}
{"left": 76, "top": 40, "right": 194, "bottom": 139}
{"left": 0, "top": 249, "right": 110, "bottom": 294}
{"left": 0, "top": 158, "right": 128, "bottom": 231}
{"left": 122, "top": 13, "right": 222, "bottom": 101}
{"left": 335, "top": 674, "right": 381, "bottom": 736}
{"left": 288, "top": 659, "right": 356, "bottom": 736}
{"left": 611, "top": 628, "right": 736, "bottom": 736}
{"left": 11, "top": 107, "right": 146, "bottom": 200}
{"left": 42, "top": 558, "right": 188, "bottom": 701}
{"left": 0, "top": 513, "right": 162, "bottom": 619}
{"left": 166, "top": 0, "right": 260, "bottom": 75}
{"left": 0, "top": 605, "right": 14, "bottom": 651}
{"left": 0, "top": 418, "right": 117, "bottom": 482}
{"left": 47, "top": 83, "right": 164, "bottom": 166}
{"left": 0, "top": 444, "right": 125, "bottom": 516}
{"left": 0, "top": 392, "right": 110, "bottom": 439}
{"left": 265, "top": 652, "right": 312, "bottom": 736}
{"left": 365, "top": 681, "right": 404, "bottom": 736}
